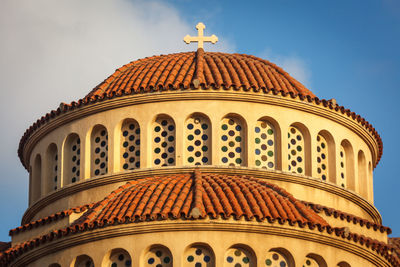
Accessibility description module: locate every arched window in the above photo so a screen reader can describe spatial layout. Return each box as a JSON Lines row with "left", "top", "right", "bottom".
{"left": 144, "top": 245, "right": 172, "bottom": 267}
{"left": 184, "top": 244, "right": 215, "bottom": 267}
{"left": 315, "top": 131, "right": 335, "bottom": 183}
{"left": 45, "top": 143, "right": 58, "bottom": 193}
{"left": 104, "top": 248, "right": 132, "bottom": 267}
{"left": 121, "top": 119, "right": 140, "bottom": 170}
{"left": 220, "top": 115, "right": 246, "bottom": 166}
{"left": 339, "top": 140, "right": 354, "bottom": 189}
{"left": 185, "top": 114, "right": 211, "bottom": 165}
{"left": 255, "top": 119, "right": 278, "bottom": 170}
{"left": 316, "top": 134, "right": 328, "bottom": 181}
{"left": 64, "top": 134, "right": 81, "bottom": 185}
{"left": 358, "top": 150, "right": 367, "bottom": 198}
{"left": 224, "top": 246, "right": 255, "bottom": 267}
{"left": 74, "top": 254, "right": 94, "bottom": 267}
{"left": 265, "top": 249, "right": 294, "bottom": 267}
{"left": 152, "top": 116, "right": 176, "bottom": 167}
{"left": 91, "top": 125, "right": 108, "bottom": 177}
{"left": 32, "top": 154, "right": 42, "bottom": 202}
{"left": 288, "top": 125, "right": 305, "bottom": 175}
{"left": 302, "top": 254, "right": 327, "bottom": 267}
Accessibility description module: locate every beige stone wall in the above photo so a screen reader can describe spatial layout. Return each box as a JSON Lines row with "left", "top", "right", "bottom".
{"left": 23, "top": 95, "right": 379, "bottom": 224}
{"left": 11, "top": 220, "right": 390, "bottom": 267}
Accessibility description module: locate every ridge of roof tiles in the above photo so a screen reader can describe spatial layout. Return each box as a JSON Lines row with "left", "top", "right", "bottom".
{"left": 9, "top": 204, "right": 92, "bottom": 236}
{"left": 304, "top": 202, "right": 392, "bottom": 234}
{"left": 2, "top": 171, "right": 399, "bottom": 266}
{"left": 17, "top": 49, "right": 383, "bottom": 169}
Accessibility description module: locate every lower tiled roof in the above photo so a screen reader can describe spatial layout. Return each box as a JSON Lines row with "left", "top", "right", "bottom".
{"left": 73, "top": 170, "right": 328, "bottom": 227}
{"left": 2, "top": 170, "right": 398, "bottom": 266}
{"left": 390, "top": 238, "right": 400, "bottom": 258}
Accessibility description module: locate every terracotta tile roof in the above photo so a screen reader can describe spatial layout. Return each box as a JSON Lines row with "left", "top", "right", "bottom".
{"left": 304, "top": 202, "right": 392, "bottom": 234}
{"left": 0, "top": 242, "right": 10, "bottom": 253}
{"left": 390, "top": 238, "right": 400, "bottom": 258}
{"left": 71, "top": 170, "right": 328, "bottom": 227}
{"left": 1, "top": 170, "right": 398, "bottom": 266}
{"left": 9, "top": 204, "right": 91, "bottom": 236}
{"left": 17, "top": 49, "right": 383, "bottom": 170}
{"left": 84, "top": 48, "right": 314, "bottom": 100}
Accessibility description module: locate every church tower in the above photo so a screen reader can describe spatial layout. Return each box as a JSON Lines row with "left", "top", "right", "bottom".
{"left": 1, "top": 23, "right": 399, "bottom": 267}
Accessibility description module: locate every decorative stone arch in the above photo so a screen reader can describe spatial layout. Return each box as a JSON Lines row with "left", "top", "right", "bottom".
{"left": 71, "top": 254, "right": 94, "bottom": 267}
{"left": 220, "top": 113, "right": 248, "bottom": 166}
{"left": 90, "top": 124, "right": 109, "bottom": 177}
{"left": 151, "top": 114, "right": 176, "bottom": 167}
{"left": 316, "top": 130, "right": 336, "bottom": 183}
{"left": 265, "top": 247, "right": 295, "bottom": 267}
{"left": 63, "top": 133, "right": 81, "bottom": 186}
{"left": 288, "top": 122, "right": 311, "bottom": 176}
{"left": 302, "top": 253, "right": 327, "bottom": 267}
{"left": 255, "top": 116, "right": 282, "bottom": 170}
{"left": 142, "top": 244, "right": 173, "bottom": 267}
{"left": 184, "top": 242, "right": 215, "bottom": 267}
{"left": 357, "top": 150, "right": 368, "bottom": 198}
{"left": 340, "top": 139, "right": 355, "bottom": 190}
{"left": 224, "top": 244, "right": 256, "bottom": 267}
{"left": 337, "top": 261, "right": 351, "bottom": 267}
{"left": 31, "top": 153, "right": 42, "bottom": 203}
{"left": 45, "top": 143, "right": 58, "bottom": 194}
{"left": 184, "top": 112, "right": 212, "bottom": 166}
{"left": 118, "top": 118, "right": 141, "bottom": 171}
{"left": 102, "top": 247, "right": 132, "bottom": 267}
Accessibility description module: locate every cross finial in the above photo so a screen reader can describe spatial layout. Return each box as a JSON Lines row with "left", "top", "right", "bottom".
{"left": 183, "top": 22, "right": 218, "bottom": 49}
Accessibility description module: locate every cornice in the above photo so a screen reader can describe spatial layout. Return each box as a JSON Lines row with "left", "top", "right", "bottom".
{"left": 20, "top": 91, "right": 380, "bottom": 170}
{"left": 21, "top": 167, "right": 382, "bottom": 225}
{"left": 10, "top": 219, "right": 392, "bottom": 267}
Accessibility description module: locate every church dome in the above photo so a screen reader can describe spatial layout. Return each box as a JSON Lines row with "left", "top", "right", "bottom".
{"left": 84, "top": 48, "right": 315, "bottom": 101}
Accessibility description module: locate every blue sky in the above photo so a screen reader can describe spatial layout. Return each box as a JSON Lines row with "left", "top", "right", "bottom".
{"left": 0, "top": 0, "right": 399, "bottom": 241}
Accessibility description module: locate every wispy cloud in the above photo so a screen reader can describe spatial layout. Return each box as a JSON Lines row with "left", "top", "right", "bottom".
{"left": 258, "top": 49, "right": 312, "bottom": 90}
{"left": 0, "top": 0, "right": 233, "bottom": 239}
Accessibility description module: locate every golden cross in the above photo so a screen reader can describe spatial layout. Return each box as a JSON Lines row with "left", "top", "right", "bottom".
{"left": 183, "top": 22, "right": 218, "bottom": 49}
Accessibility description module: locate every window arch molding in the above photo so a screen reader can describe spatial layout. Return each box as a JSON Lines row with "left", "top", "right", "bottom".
{"left": 340, "top": 139, "right": 354, "bottom": 190}
{"left": 184, "top": 112, "right": 212, "bottom": 166}
{"left": 303, "top": 253, "right": 327, "bottom": 267}
{"left": 224, "top": 244, "right": 256, "bottom": 267}
{"left": 71, "top": 254, "right": 94, "bottom": 267}
{"left": 288, "top": 122, "right": 311, "bottom": 176}
{"left": 102, "top": 247, "right": 132, "bottom": 267}
{"left": 316, "top": 130, "right": 336, "bottom": 183}
{"left": 220, "top": 113, "right": 248, "bottom": 166}
{"left": 151, "top": 114, "right": 176, "bottom": 167}
{"left": 255, "top": 116, "right": 281, "bottom": 170}
{"left": 265, "top": 247, "right": 295, "bottom": 267}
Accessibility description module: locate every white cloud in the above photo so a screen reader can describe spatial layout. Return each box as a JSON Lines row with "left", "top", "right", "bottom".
{"left": 0, "top": 0, "right": 234, "bottom": 239}
{"left": 258, "top": 49, "right": 312, "bottom": 90}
